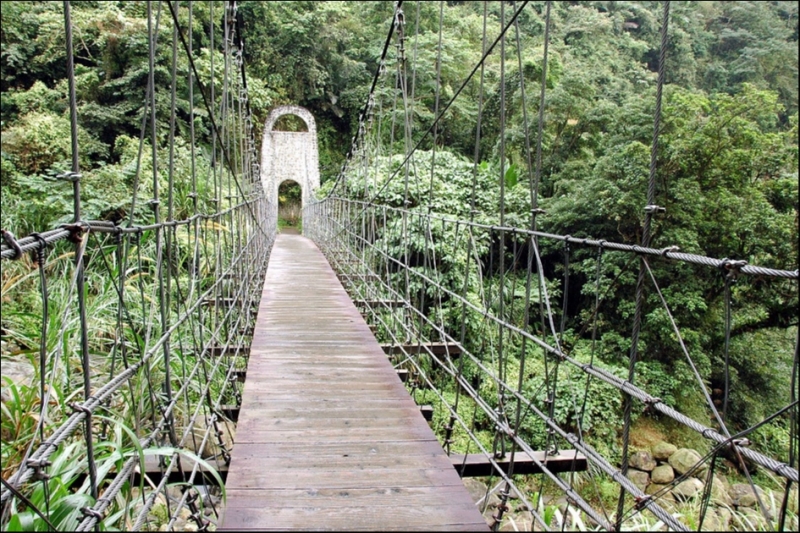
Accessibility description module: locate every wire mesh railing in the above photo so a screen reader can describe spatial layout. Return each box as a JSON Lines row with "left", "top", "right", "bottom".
{"left": 304, "top": 1, "right": 798, "bottom": 530}
{"left": 1, "top": 1, "right": 275, "bottom": 530}
{"left": 305, "top": 197, "right": 797, "bottom": 531}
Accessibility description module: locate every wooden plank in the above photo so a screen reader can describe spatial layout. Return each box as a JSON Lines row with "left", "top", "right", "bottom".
{"left": 221, "top": 234, "right": 487, "bottom": 531}
{"left": 232, "top": 425, "right": 439, "bottom": 444}
{"left": 338, "top": 274, "right": 381, "bottom": 283}
{"left": 226, "top": 467, "right": 468, "bottom": 491}
{"left": 235, "top": 415, "right": 432, "bottom": 432}
{"left": 355, "top": 299, "right": 406, "bottom": 308}
{"left": 231, "top": 440, "right": 447, "bottom": 459}
{"left": 380, "top": 342, "right": 463, "bottom": 357}
{"left": 450, "top": 450, "right": 588, "bottom": 477}
{"left": 220, "top": 503, "right": 483, "bottom": 530}
{"left": 225, "top": 485, "right": 478, "bottom": 509}
{"left": 138, "top": 456, "right": 228, "bottom": 485}
{"left": 219, "top": 404, "right": 239, "bottom": 421}
{"left": 420, "top": 405, "right": 434, "bottom": 421}
{"left": 201, "top": 298, "right": 260, "bottom": 308}
{"left": 236, "top": 405, "right": 425, "bottom": 424}
{"left": 72, "top": 455, "right": 229, "bottom": 489}
{"left": 208, "top": 345, "right": 250, "bottom": 357}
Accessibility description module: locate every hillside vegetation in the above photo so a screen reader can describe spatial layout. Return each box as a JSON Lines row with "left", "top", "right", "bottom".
{"left": 1, "top": 1, "right": 797, "bottom": 530}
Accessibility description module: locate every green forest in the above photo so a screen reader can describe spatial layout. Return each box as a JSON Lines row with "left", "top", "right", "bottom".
{"left": 1, "top": 1, "right": 798, "bottom": 531}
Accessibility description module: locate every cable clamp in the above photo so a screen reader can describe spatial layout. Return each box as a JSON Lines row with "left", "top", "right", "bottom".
{"left": 80, "top": 507, "right": 104, "bottom": 520}
{"left": 634, "top": 494, "right": 652, "bottom": 510}
{"left": 41, "top": 440, "right": 59, "bottom": 451}
{"left": 644, "top": 204, "right": 666, "bottom": 214}
{"left": 29, "top": 232, "right": 49, "bottom": 258}
{"left": 26, "top": 458, "right": 51, "bottom": 481}
{"left": 59, "top": 222, "right": 88, "bottom": 244}
{"left": 1, "top": 230, "right": 23, "bottom": 259}
{"left": 643, "top": 396, "right": 662, "bottom": 414}
{"left": 69, "top": 402, "right": 92, "bottom": 416}
{"left": 55, "top": 171, "right": 82, "bottom": 183}
{"left": 660, "top": 245, "right": 679, "bottom": 257}
{"left": 719, "top": 258, "right": 748, "bottom": 281}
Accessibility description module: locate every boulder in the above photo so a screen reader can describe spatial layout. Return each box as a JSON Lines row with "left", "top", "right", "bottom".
{"left": 645, "top": 483, "right": 674, "bottom": 499}
{"left": 739, "top": 509, "right": 769, "bottom": 531}
{"left": 187, "top": 418, "right": 235, "bottom": 459}
{"left": 645, "top": 483, "right": 677, "bottom": 511}
{"left": 629, "top": 451, "right": 657, "bottom": 472}
{"left": 652, "top": 441, "right": 678, "bottom": 461}
{"left": 463, "top": 478, "right": 501, "bottom": 514}
{"left": 668, "top": 448, "right": 705, "bottom": 476}
{"left": 709, "top": 475, "right": 732, "bottom": 506}
{"left": 650, "top": 464, "right": 674, "bottom": 484}
{"left": 715, "top": 507, "right": 732, "bottom": 531}
{"left": 626, "top": 469, "right": 650, "bottom": 492}
{"left": 729, "top": 483, "right": 765, "bottom": 508}
{"left": 0, "top": 357, "right": 35, "bottom": 402}
{"left": 701, "top": 509, "right": 724, "bottom": 532}
{"left": 672, "top": 478, "right": 704, "bottom": 501}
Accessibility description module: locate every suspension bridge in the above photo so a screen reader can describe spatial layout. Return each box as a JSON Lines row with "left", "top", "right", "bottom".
{"left": 0, "top": 1, "right": 797, "bottom": 532}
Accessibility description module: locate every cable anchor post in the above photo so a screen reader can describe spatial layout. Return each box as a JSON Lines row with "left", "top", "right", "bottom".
{"left": 719, "top": 258, "right": 748, "bottom": 283}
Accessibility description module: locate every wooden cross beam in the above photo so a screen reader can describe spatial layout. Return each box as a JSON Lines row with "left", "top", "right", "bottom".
{"left": 380, "top": 342, "right": 463, "bottom": 357}
{"left": 450, "top": 450, "right": 587, "bottom": 477}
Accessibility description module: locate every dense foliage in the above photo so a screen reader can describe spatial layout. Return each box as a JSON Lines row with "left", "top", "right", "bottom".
{"left": 1, "top": 0, "right": 798, "bottom": 520}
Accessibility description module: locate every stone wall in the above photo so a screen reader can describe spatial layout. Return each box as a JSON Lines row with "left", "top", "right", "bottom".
{"left": 260, "top": 105, "right": 320, "bottom": 215}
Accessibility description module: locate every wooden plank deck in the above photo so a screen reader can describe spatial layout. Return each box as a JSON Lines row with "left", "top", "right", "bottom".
{"left": 221, "top": 234, "right": 487, "bottom": 531}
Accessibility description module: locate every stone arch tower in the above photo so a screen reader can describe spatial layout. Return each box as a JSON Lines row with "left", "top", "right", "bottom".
{"left": 261, "top": 105, "right": 320, "bottom": 212}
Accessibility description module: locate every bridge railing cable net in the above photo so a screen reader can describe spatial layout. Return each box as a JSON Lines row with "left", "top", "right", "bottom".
{"left": 1, "top": 1, "right": 275, "bottom": 531}
{"left": 305, "top": 1, "right": 798, "bottom": 531}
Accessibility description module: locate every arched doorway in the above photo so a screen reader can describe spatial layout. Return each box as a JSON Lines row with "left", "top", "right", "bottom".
{"left": 260, "top": 105, "right": 320, "bottom": 231}
{"left": 278, "top": 179, "right": 302, "bottom": 233}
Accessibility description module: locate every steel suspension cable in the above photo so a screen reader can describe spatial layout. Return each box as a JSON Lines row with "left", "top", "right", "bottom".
{"left": 616, "top": 2, "right": 670, "bottom": 527}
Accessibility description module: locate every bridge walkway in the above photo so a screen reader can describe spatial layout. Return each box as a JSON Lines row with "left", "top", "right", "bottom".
{"left": 221, "top": 233, "right": 487, "bottom": 531}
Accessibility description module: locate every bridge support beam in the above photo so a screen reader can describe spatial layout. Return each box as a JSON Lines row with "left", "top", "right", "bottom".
{"left": 451, "top": 450, "right": 587, "bottom": 478}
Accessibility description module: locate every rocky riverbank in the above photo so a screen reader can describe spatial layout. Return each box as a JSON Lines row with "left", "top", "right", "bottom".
{"left": 457, "top": 440, "right": 797, "bottom": 531}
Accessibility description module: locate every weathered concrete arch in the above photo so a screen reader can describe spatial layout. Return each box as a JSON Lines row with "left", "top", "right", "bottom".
{"left": 260, "top": 105, "right": 320, "bottom": 215}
